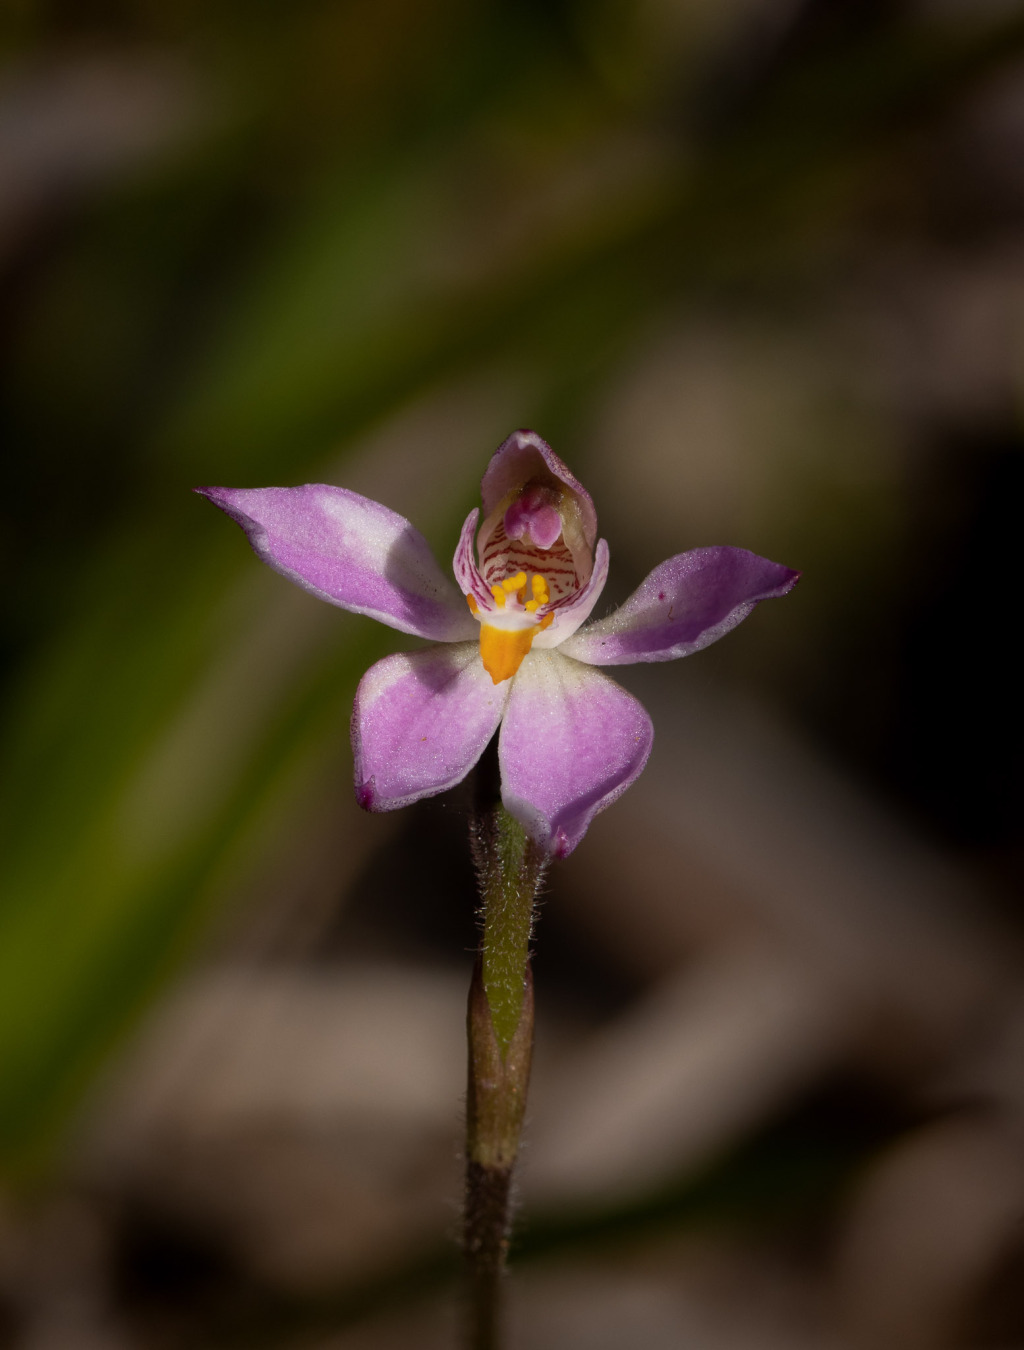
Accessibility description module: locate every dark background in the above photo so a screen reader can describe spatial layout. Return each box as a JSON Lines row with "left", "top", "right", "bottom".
{"left": 2, "top": 2, "right": 1024, "bottom": 1346}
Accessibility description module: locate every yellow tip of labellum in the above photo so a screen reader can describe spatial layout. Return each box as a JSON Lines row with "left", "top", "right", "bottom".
{"left": 478, "top": 613, "right": 553, "bottom": 684}
{"left": 479, "top": 624, "right": 535, "bottom": 684}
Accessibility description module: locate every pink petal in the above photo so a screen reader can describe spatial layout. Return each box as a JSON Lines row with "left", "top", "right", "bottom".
{"left": 480, "top": 429, "right": 597, "bottom": 555}
{"left": 560, "top": 547, "right": 800, "bottom": 666}
{"left": 499, "top": 651, "right": 653, "bottom": 857}
{"left": 452, "top": 507, "right": 490, "bottom": 608}
{"left": 196, "top": 485, "right": 476, "bottom": 642}
{"left": 353, "top": 644, "right": 509, "bottom": 811}
{"left": 534, "top": 538, "right": 611, "bottom": 647}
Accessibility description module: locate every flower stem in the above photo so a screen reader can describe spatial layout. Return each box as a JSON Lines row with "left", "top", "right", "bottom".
{"left": 464, "top": 797, "right": 546, "bottom": 1350}
{"left": 478, "top": 808, "right": 544, "bottom": 1053}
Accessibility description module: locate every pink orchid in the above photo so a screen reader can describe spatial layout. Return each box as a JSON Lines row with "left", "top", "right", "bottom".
{"left": 197, "top": 430, "right": 798, "bottom": 857}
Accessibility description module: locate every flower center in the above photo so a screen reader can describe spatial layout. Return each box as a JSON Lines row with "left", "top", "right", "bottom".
{"left": 479, "top": 487, "right": 580, "bottom": 603}
{"left": 467, "top": 570, "right": 554, "bottom": 684}
{"left": 503, "top": 485, "right": 563, "bottom": 549}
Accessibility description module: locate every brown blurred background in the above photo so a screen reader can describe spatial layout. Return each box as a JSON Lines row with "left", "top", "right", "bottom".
{"left": 2, "top": 1, "right": 1024, "bottom": 1346}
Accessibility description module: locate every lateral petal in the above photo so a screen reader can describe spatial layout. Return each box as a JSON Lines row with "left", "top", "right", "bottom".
{"left": 196, "top": 484, "right": 476, "bottom": 642}
{"left": 533, "top": 538, "right": 610, "bottom": 647}
{"left": 498, "top": 651, "right": 653, "bottom": 858}
{"left": 452, "top": 507, "right": 491, "bottom": 609}
{"left": 561, "top": 547, "right": 799, "bottom": 666}
{"left": 352, "top": 644, "right": 509, "bottom": 811}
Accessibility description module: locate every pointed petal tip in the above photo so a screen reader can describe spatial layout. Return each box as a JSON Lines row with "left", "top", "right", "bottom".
{"left": 195, "top": 483, "right": 475, "bottom": 642}
{"left": 551, "top": 826, "right": 572, "bottom": 859}
{"left": 500, "top": 807, "right": 573, "bottom": 859}
{"left": 768, "top": 562, "right": 801, "bottom": 594}
{"left": 193, "top": 485, "right": 252, "bottom": 521}
{"left": 562, "top": 547, "right": 801, "bottom": 666}
{"left": 499, "top": 653, "right": 653, "bottom": 859}
{"left": 355, "top": 780, "right": 377, "bottom": 811}
{"left": 506, "top": 427, "right": 550, "bottom": 450}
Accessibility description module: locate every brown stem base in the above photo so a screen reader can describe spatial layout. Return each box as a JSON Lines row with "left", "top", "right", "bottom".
{"left": 463, "top": 1161, "right": 513, "bottom": 1350}
{"left": 463, "top": 957, "right": 534, "bottom": 1350}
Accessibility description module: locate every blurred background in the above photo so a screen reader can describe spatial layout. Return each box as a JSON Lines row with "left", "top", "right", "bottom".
{"left": 3, "top": 0, "right": 1024, "bottom": 1346}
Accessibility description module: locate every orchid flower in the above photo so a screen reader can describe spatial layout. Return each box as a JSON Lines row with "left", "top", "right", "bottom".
{"left": 197, "top": 430, "right": 798, "bottom": 857}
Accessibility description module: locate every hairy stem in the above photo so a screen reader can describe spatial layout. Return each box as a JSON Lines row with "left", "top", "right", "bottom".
{"left": 476, "top": 808, "right": 544, "bottom": 1053}
{"left": 464, "top": 789, "right": 546, "bottom": 1350}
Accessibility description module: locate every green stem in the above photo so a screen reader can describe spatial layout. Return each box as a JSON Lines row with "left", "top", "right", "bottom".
{"left": 478, "top": 809, "right": 544, "bottom": 1054}
{"left": 464, "top": 801, "right": 546, "bottom": 1350}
